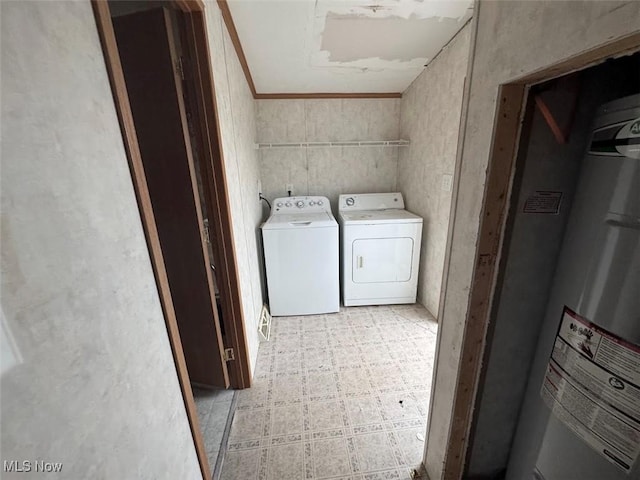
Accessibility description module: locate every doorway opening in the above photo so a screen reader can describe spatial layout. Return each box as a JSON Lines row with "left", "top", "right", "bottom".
{"left": 466, "top": 51, "right": 640, "bottom": 480}
{"left": 92, "top": 1, "right": 252, "bottom": 478}
{"left": 435, "top": 32, "right": 640, "bottom": 479}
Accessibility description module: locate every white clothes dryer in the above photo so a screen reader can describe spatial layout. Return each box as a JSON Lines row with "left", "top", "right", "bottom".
{"left": 261, "top": 196, "right": 339, "bottom": 316}
{"left": 338, "top": 192, "right": 423, "bottom": 306}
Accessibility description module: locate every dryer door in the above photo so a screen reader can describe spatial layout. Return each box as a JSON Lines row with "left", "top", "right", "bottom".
{"left": 352, "top": 237, "right": 414, "bottom": 283}
{"left": 342, "top": 222, "right": 423, "bottom": 306}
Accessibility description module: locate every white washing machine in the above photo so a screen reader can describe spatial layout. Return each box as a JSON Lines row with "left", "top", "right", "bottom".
{"left": 339, "top": 192, "right": 423, "bottom": 306}
{"left": 261, "top": 196, "right": 339, "bottom": 316}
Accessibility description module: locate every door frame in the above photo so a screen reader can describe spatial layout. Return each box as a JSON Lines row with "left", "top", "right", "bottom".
{"left": 175, "top": 5, "right": 251, "bottom": 390}
{"left": 433, "top": 31, "right": 640, "bottom": 479}
{"left": 92, "top": 1, "right": 251, "bottom": 478}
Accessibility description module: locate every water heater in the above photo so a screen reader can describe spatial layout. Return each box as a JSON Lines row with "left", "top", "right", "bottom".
{"left": 506, "top": 94, "right": 640, "bottom": 479}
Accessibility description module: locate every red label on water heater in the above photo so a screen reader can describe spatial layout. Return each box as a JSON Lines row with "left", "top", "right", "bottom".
{"left": 540, "top": 307, "right": 640, "bottom": 473}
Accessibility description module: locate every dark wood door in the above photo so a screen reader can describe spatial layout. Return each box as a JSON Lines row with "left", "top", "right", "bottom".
{"left": 113, "top": 7, "right": 229, "bottom": 388}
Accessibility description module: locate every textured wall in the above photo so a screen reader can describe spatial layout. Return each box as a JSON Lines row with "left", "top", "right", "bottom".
{"left": 205, "top": 2, "right": 263, "bottom": 374}
{"left": 256, "top": 99, "right": 400, "bottom": 212}
{"left": 0, "top": 2, "right": 200, "bottom": 478}
{"left": 426, "top": 1, "right": 640, "bottom": 479}
{"left": 398, "top": 24, "right": 471, "bottom": 317}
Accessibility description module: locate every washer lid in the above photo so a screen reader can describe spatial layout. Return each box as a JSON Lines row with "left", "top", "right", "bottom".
{"left": 262, "top": 211, "right": 337, "bottom": 230}
{"left": 339, "top": 209, "right": 422, "bottom": 225}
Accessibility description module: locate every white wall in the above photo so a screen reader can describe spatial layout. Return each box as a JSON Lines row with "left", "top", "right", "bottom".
{"left": 205, "top": 1, "right": 263, "bottom": 374}
{"left": 398, "top": 24, "right": 471, "bottom": 316}
{"left": 426, "top": 1, "right": 640, "bottom": 479}
{"left": 0, "top": 2, "right": 200, "bottom": 478}
{"left": 256, "top": 99, "right": 401, "bottom": 212}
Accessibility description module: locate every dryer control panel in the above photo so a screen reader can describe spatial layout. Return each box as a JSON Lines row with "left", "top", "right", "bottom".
{"left": 272, "top": 196, "right": 332, "bottom": 214}
{"left": 339, "top": 192, "right": 405, "bottom": 212}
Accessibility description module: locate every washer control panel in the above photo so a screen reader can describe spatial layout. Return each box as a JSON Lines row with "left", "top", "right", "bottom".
{"left": 272, "top": 196, "right": 331, "bottom": 214}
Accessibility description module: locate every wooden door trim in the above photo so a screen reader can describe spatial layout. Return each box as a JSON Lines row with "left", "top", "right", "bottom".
{"left": 93, "top": 0, "right": 254, "bottom": 478}
{"left": 170, "top": 7, "right": 232, "bottom": 386}
{"left": 175, "top": 0, "right": 205, "bottom": 12}
{"left": 91, "top": 2, "right": 211, "bottom": 479}
{"left": 438, "top": 32, "right": 640, "bottom": 480}
{"left": 443, "top": 83, "right": 527, "bottom": 478}
{"left": 95, "top": 0, "right": 251, "bottom": 388}
{"left": 178, "top": 8, "right": 252, "bottom": 389}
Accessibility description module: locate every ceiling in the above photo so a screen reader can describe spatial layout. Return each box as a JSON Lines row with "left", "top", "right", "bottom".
{"left": 226, "top": 0, "right": 473, "bottom": 95}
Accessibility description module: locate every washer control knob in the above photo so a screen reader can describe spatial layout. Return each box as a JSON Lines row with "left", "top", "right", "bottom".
{"left": 317, "top": 200, "right": 323, "bottom": 206}
{"left": 296, "top": 200, "right": 305, "bottom": 208}
{"left": 309, "top": 200, "right": 316, "bottom": 206}
{"left": 345, "top": 197, "right": 355, "bottom": 206}
{"left": 285, "top": 202, "right": 292, "bottom": 207}
{"left": 276, "top": 202, "right": 283, "bottom": 207}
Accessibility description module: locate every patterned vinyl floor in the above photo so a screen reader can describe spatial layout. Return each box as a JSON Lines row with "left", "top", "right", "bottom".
{"left": 219, "top": 304, "right": 438, "bottom": 480}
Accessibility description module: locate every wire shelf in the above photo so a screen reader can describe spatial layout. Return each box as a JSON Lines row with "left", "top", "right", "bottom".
{"left": 255, "top": 140, "right": 410, "bottom": 149}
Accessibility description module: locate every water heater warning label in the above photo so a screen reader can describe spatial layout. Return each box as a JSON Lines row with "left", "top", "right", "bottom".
{"left": 523, "top": 191, "right": 562, "bottom": 214}
{"left": 541, "top": 307, "right": 640, "bottom": 473}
